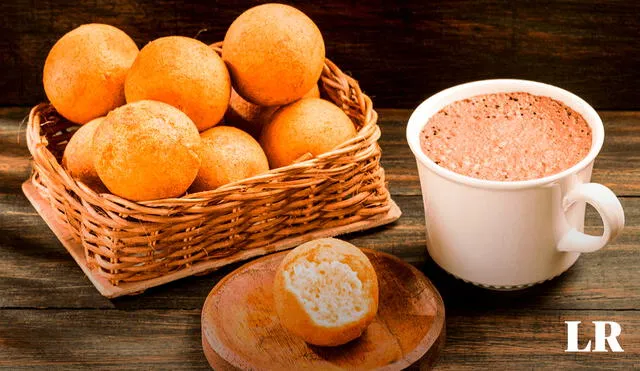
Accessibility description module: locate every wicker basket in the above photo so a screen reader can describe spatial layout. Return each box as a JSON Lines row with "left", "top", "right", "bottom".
{"left": 26, "top": 46, "right": 395, "bottom": 287}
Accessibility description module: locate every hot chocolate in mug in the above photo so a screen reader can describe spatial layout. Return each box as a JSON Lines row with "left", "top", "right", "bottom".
{"left": 406, "top": 79, "right": 625, "bottom": 289}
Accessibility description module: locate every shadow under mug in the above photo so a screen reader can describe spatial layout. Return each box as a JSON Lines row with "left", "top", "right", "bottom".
{"left": 406, "top": 79, "right": 625, "bottom": 290}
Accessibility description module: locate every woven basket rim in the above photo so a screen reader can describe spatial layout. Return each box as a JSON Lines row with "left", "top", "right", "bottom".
{"left": 27, "top": 44, "right": 379, "bottom": 208}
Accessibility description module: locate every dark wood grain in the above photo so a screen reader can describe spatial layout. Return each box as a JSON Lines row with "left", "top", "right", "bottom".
{"left": 437, "top": 310, "right": 640, "bottom": 370}
{"left": 1, "top": 1, "right": 639, "bottom": 109}
{"left": 0, "top": 309, "right": 210, "bottom": 370}
{"left": 2, "top": 192, "right": 638, "bottom": 311}
{"left": 1, "top": 108, "right": 639, "bottom": 197}
{"left": 0, "top": 107, "right": 31, "bottom": 194}
{"left": 0, "top": 108, "right": 638, "bottom": 311}
{"left": 0, "top": 309, "right": 637, "bottom": 370}
{"left": 378, "top": 109, "right": 640, "bottom": 197}
{"left": 1, "top": 107, "right": 638, "bottom": 369}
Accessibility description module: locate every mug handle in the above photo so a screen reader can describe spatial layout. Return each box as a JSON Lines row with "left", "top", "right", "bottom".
{"left": 557, "top": 183, "right": 625, "bottom": 253}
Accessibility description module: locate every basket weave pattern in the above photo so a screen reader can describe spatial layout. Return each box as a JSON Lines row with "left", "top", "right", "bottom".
{"left": 26, "top": 49, "right": 392, "bottom": 285}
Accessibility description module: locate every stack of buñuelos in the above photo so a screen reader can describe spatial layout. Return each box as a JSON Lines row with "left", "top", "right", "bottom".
{"left": 27, "top": 3, "right": 393, "bottom": 286}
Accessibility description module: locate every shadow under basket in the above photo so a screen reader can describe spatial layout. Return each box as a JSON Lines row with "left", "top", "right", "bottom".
{"left": 23, "top": 54, "right": 401, "bottom": 298}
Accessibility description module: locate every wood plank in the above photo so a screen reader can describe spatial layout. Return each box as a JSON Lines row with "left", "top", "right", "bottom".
{"left": 0, "top": 309, "right": 637, "bottom": 369}
{"left": 1, "top": 192, "right": 638, "bottom": 310}
{"left": 1, "top": 107, "right": 638, "bottom": 309}
{"left": 0, "top": 107, "right": 32, "bottom": 194}
{"left": 436, "top": 309, "right": 640, "bottom": 370}
{"left": 1, "top": 1, "right": 639, "bottom": 109}
{"left": 2, "top": 108, "right": 639, "bottom": 197}
{"left": 378, "top": 109, "right": 640, "bottom": 197}
{"left": 0, "top": 309, "right": 210, "bottom": 370}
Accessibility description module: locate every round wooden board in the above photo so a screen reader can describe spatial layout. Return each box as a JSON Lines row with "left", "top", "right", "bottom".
{"left": 201, "top": 248, "right": 445, "bottom": 370}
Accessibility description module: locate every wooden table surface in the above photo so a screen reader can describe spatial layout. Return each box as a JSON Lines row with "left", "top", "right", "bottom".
{"left": 0, "top": 107, "right": 638, "bottom": 369}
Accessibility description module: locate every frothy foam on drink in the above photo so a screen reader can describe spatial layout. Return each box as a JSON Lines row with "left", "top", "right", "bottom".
{"left": 420, "top": 92, "right": 592, "bottom": 181}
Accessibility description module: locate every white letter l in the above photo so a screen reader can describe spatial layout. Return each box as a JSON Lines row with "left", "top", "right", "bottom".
{"left": 565, "top": 321, "right": 591, "bottom": 352}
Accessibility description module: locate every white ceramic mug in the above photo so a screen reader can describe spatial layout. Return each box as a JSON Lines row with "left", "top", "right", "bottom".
{"left": 406, "top": 79, "right": 625, "bottom": 289}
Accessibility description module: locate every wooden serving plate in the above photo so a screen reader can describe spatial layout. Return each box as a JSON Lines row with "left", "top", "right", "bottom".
{"left": 201, "top": 249, "right": 445, "bottom": 370}
{"left": 22, "top": 179, "right": 401, "bottom": 298}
